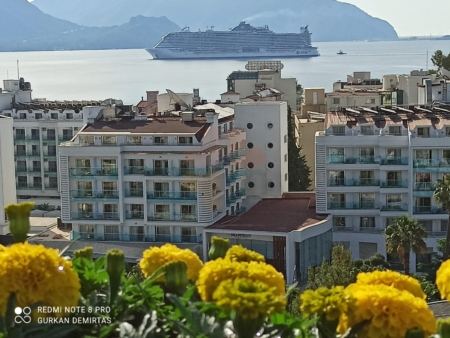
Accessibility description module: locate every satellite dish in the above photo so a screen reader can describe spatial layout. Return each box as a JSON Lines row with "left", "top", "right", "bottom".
{"left": 166, "top": 89, "right": 190, "bottom": 109}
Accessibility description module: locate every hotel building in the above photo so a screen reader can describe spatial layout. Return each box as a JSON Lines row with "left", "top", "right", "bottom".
{"left": 316, "top": 105, "right": 450, "bottom": 273}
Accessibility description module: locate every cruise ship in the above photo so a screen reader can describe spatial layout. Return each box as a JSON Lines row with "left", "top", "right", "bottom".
{"left": 145, "top": 22, "right": 319, "bottom": 60}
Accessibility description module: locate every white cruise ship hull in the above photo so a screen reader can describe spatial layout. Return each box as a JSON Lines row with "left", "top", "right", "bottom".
{"left": 145, "top": 48, "right": 320, "bottom": 60}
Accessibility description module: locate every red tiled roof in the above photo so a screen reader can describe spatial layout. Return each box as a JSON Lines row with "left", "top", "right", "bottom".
{"left": 208, "top": 196, "right": 326, "bottom": 233}
{"left": 137, "top": 100, "right": 148, "bottom": 109}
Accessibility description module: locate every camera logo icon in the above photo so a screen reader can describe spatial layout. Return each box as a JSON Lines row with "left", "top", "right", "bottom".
{"left": 14, "top": 307, "right": 32, "bottom": 324}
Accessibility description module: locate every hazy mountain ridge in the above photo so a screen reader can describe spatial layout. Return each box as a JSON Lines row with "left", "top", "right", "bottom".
{"left": 0, "top": 0, "right": 180, "bottom": 52}
{"left": 32, "top": 0, "right": 398, "bottom": 41}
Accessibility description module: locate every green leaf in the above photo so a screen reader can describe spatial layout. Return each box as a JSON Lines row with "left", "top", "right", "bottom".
{"left": 95, "top": 256, "right": 106, "bottom": 271}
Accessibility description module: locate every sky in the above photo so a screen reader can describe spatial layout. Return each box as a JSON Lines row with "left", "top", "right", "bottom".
{"left": 338, "top": 0, "right": 450, "bottom": 37}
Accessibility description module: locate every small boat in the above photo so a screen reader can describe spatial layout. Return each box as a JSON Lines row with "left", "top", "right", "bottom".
{"left": 337, "top": 50, "right": 346, "bottom": 55}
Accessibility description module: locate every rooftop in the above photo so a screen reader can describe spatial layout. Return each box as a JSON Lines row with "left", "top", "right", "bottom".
{"left": 227, "top": 71, "right": 259, "bottom": 80}
{"left": 208, "top": 193, "right": 326, "bottom": 233}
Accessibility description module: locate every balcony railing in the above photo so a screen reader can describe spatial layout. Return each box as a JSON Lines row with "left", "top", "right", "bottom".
{"left": 28, "top": 167, "right": 42, "bottom": 173}
{"left": 381, "top": 204, "right": 408, "bottom": 212}
{"left": 333, "top": 226, "right": 384, "bottom": 234}
{"left": 16, "top": 167, "right": 28, "bottom": 173}
{"left": 328, "top": 155, "right": 378, "bottom": 164}
{"left": 70, "top": 190, "right": 119, "bottom": 199}
{"left": 147, "top": 213, "right": 197, "bottom": 222}
{"left": 69, "top": 167, "right": 118, "bottom": 177}
{"left": 414, "top": 182, "right": 435, "bottom": 191}
{"left": 223, "top": 156, "right": 231, "bottom": 165}
{"left": 126, "top": 211, "right": 145, "bottom": 219}
{"left": 28, "top": 151, "right": 41, "bottom": 157}
{"left": 14, "top": 151, "right": 27, "bottom": 156}
{"left": 43, "top": 152, "right": 57, "bottom": 158}
{"left": 42, "top": 135, "right": 57, "bottom": 142}
{"left": 14, "top": 135, "right": 26, "bottom": 141}
{"left": 124, "top": 166, "right": 145, "bottom": 175}
{"left": 70, "top": 212, "right": 120, "bottom": 220}
{"left": 380, "top": 180, "right": 408, "bottom": 188}
{"left": 413, "top": 206, "right": 445, "bottom": 214}
{"left": 380, "top": 157, "right": 408, "bottom": 165}
{"left": 44, "top": 168, "right": 58, "bottom": 174}
{"left": 45, "top": 184, "right": 59, "bottom": 190}
{"left": 328, "top": 202, "right": 379, "bottom": 210}
{"left": 328, "top": 179, "right": 380, "bottom": 187}
{"left": 413, "top": 159, "right": 450, "bottom": 168}
{"left": 125, "top": 189, "right": 144, "bottom": 197}
{"left": 172, "top": 234, "right": 201, "bottom": 243}
{"left": 144, "top": 165, "right": 223, "bottom": 177}
{"left": 147, "top": 191, "right": 197, "bottom": 200}
{"left": 16, "top": 184, "right": 42, "bottom": 190}
{"left": 154, "top": 234, "right": 171, "bottom": 242}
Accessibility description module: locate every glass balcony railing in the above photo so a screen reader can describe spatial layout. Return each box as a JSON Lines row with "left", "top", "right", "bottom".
{"left": 154, "top": 234, "right": 171, "bottom": 242}
{"left": 70, "top": 190, "right": 119, "bottom": 199}
{"left": 147, "top": 213, "right": 197, "bottom": 222}
{"left": 381, "top": 204, "right": 408, "bottom": 211}
{"left": 172, "top": 234, "right": 201, "bottom": 243}
{"left": 144, "top": 168, "right": 170, "bottom": 176}
{"left": 16, "top": 184, "right": 42, "bottom": 190}
{"left": 126, "top": 211, "right": 144, "bottom": 219}
{"left": 14, "top": 151, "right": 27, "bottom": 157}
{"left": 69, "top": 167, "right": 118, "bottom": 177}
{"left": 28, "top": 167, "right": 42, "bottom": 173}
{"left": 13, "top": 135, "right": 26, "bottom": 141}
{"left": 43, "top": 152, "right": 57, "bottom": 158}
{"left": 15, "top": 167, "right": 28, "bottom": 173}
{"left": 380, "top": 180, "right": 408, "bottom": 188}
{"left": 223, "top": 156, "right": 231, "bottom": 165}
{"left": 147, "top": 191, "right": 197, "bottom": 200}
{"left": 45, "top": 184, "right": 59, "bottom": 190}
{"left": 144, "top": 165, "right": 223, "bottom": 177}
{"left": 148, "top": 213, "right": 171, "bottom": 221}
{"left": 125, "top": 189, "right": 144, "bottom": 197}
{"left": 413, "top": 206, "right": 445, "bottom": 214}
{"left": 414, "top": 182, "right": 435, "bottom": 191}
{"left": 71, "top": 232, "right": 149, "bottom": 242}
{"left": 328, "top": 179, "right": 380, "bottom": 186}
{"left": 328, "top": 202, "right": 379, "bottom": 210}
{"left": 124, "top": 166, "right": 145, "bottom": 175}
{"left": 129, "top": 234, "right": 146, "bottom": 242}
{"left": 70, "top": 212, "right": 120, "bottom": 220}
{"left": 42, "top": 135, "right": 57, "bottom": 142}
{"left": 380, "top": 157, "right": 408, "bottom": 165}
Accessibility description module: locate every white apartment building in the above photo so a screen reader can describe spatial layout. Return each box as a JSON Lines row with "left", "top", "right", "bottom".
{"left": 316, "top": 106, "right": 450, "bottom": 273}
{"left": 59, "top": 105, "right": 246, "bottom": 247}
{"left": 418, "top": 78, "right": 450, "bottom": 104}
{"left": 234, "top": 102, "right": 289, "bottom": 208}
{"left": 0, "top": 116, "right": 17, "bottom": 232}
{"left": 0, "top": 79, "right": 32, "bottom": 111}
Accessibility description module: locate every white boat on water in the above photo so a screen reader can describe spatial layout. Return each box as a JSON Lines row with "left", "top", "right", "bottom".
{"left": 145, "top": 22, "right": 320, "bottom": 60}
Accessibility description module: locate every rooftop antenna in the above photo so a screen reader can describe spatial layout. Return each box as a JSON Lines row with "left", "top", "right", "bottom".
{"left": 166, "top": 89, "right": 191, "bottom": 110}
{"left": 426, "top": 50, "right": 428, "bottom": 71}
{"left": 17, "top": 60, "right": 19, "bottom": 79}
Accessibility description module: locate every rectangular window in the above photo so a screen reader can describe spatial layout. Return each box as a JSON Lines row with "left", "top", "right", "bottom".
{"left": 31, "top": 129, "right": 40, "bottom": 140}
{"left": 332, "top": 126, "right": 345, "bottom": 135}
{"left": 389, "top": 126, "right": 401, "bottom": 136}
{"left": 130, "top": 226, "right": 145, "bottom": 242}
{"left": 178, "top": 136, "right": 193, "bottom": 145}
{"left": 181, "top": 205, "right": 196, "bottom": 221}
{"left": 415, "top": 197, "right": 431, "bottom": 213}
{"left": 386, "top": 171, "right": 402, "bottom": 187}
{"left": 155, "top": 226, "right": 170, "bottom": 242}
{"left": 16, "top": 145, "right": 26, "bottom": 156}
{"left": 104, "top": 225, "right": 119, "bottom": 241}
{"left": 127, "top": 136, "right": 142, "bottom": 144}
{"left": 415, "top": 173, "right": 431, "bottom": 190}
{"left": 47, "top": 145, "right": 57, "bottom": 156}
{"left": 329, "top": 194, "right": 345, "bottom": 209}
{"left": 420, "top": 221, "right": 433, "bottom": 232}
{"left": 50, "top": 113, "right": 58, "bottom": 120}
{"left": 35, "top": 113, "right": 42, "bottom": 120}
{"left": 128, "top": 182, "right": 143, "bottom": 197}
{"left": 360, "top": 148, "right": 375, "bottom": 163}
{"left": 154, "top": 160, "right": 169, "bottom": 175}
{"left": 102, "top": 136, "right": 116, "bottom": 144}
{"left": 386, "top": 194, "right": 402, "bottom": 211}
{"left": 180, "top": 182, "right": 196, "bottom": 198}
{"left": 441, "top": 220, "right": 448, "bottom": 232}
{"left": 360, "top": 217, "right": 375, "bottom": 228}
{"left": 154, "top": 136, "right": 168, "bottom": 145}
{"left": 180, "top": 160, "right": 195, "bottom": 175}
{"left": 128, "top": 204, "right": 144, "bottom": 219}
{"left": 284, "top": 154, "right": 287, "bottom": 162}
{"left": 417, "top": 127, "right": 430, "bottom": 138}
{"left": 17, "top": 176, "right": 27, "bottom": 187}
{"left": 360, "top": 170, "right": 375, "bottom": 185}
{"left": 49, "top": 161, "right": 57, "bottom": 172}
{"left": 329, "top": 171, "right": 344, "bottom": 186}
{"left": 80, "top": 135, "right": 95, "bottom": 145}
{"left": 360, "top": 126, "right": 373, "bottom": 135}
{"left": 446, "top": 127, "right": 450, "bottom": 137}
{"left": 103, "top": 181, "right": 117, "bottom": 194}
{"left": 360, "top": 193, "right": 375, "bottom": 208}
{"left": 66, "top": 113, "right": 73, "bottom": 119}
{"left": 332, "top": 98, "right": 340, "bottom": 105}
{"left": 62, "top": 129, "right": 73, "bottom": 141}
{"left": 16, "top": 161, "right": 26, "bottom": 172}
{"left": 333, "top": 216, "right": 346, "bottom": 227}
{"left": 154, "top": 182, "right": 170, "bottom": 198}
{"left": 101, "top": 159, "right": 117, "bottom": 174}
{"left": 103, "top": 204, "right": 118, "bottom": 219}
{"left": 329, "top": 148, "right": 344, "bottom": 163}
{"left": 154, "top": 205, "right": 170, "bottom": 220}
{"left": 49, "top": 177, "right": 58, "bottom": 188}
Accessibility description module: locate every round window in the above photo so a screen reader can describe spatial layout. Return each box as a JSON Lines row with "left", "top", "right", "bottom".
{"left": 247, "top": 142, "right": 254, "bottom": 149}
{"left": 267, "top": 123, "right": 274, "bottom": 129}
{"left": 247, "top": 123, "right": 253, "bottom": 129}
{"left": 247, "top": 162, "right": 254, "bottom": 169}
{"left": 248, "top": 182, "right": 255, "bottom": 188}
{"left": 268, "top": 182, "right": 275, "bottom": 189}
{"left": 267, "top": 162, "right": 274, "bottom": 169}
{"left": 267, "top": 142, "right": 274, "bottom": 149}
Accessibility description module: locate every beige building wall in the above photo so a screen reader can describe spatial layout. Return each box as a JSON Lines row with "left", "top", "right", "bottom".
{"left": 296, "top": 117, "right": 324, "bottom": 190}
{"left": 325, "top": 93, "right": 381, "bottom": 111}
{"left": 301, "top": 88, "right": 327, "bottom": 118}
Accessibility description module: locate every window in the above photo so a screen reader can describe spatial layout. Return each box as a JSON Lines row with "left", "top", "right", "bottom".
{"left": 154, "top": 136, "right": 168, "bottom": 145}
{"left": 130, "top": 226, "right": 145, "bottom": 242}
{"left": 62, "top": 129, "right": 73, "bottom": 141}
{"left": 16, "top": 145, "right": 25, "bottom": 156}
{"left": 247, "top": 162, "right": 254, "bottom": 169}
{"left": 155, "top": 226, "right": 170, "bottom": 241}
{"left": 416, "top": 247, "right": 433, "bottom": 272}
{"left": 76, "top": 158, "right": 91, "bottom": 169}
{"left": 17, "top": 176, "right": 27, "bottom": 187}
{"left": 332, "top": 126, "right": 345, "bottom": 135}
{"left": 49, "top": 177, "right": 58, "bottom": 188}
{"left": 329, "top": 194, "right": 345, "bottom": 209}
{"left": 154, "top": 160, "right": 169, "bottom": 175}
{"left": 102, "top": 135, "right": 116, "bottom": 144}
{"left": 128, "top": 159, "right": 144, "bottom": 174}
{"left": 360, "top": 170, "right": 375, "bottom": 185}
{"left": 50, "top": 113, "right": 58, "bottom": 119}
{"left": 104, "top": 204, "right": 118, "bottom": 219}
{"left": 79, "top": 225, "right": 95, "bottom": 239}
{"left": 268, "top": 182, "right": 275, "bottom": 189}
{"left": 386, "top": 194, "right": 402, "bottom": 211}
{"left": 101, "top": 159, "right": 117, "bottom": 174}
{"left": 389, "top": 126, "right": 401, "bottom": 136}
{"left": 284, "top": 154, "right": 287, "bottom": 162}
{"left": 127, "top": 136, "right": 142, "bottom": 144}
{"left": 248, "top": 182, "right": 255, "bottom": 188}
{"left": 417, "top": 127, "right": 430, "bottom": 138}
{"left": 441, "top": 220, "right": 448, "bottom": 232}
{"left": 31, "top": 129, "right": 40, "bottom": 140}
{"left": 15, "top": 129, "right": 25, "bottom": 140}
{"left": 35, "top": 113, "right": 42, "bottom": 120}
{"left": 180, "top": 182, "right": 196, "bottom": 198}
{"left": 387, "top": 171, "right": 402, "bottom": 187}
{"left": 267, "top": 123, "right": 273, "bottom": 129}
{"left": 329, "top": 171, "right": 344, "bottom": 186}
{"left": 66, "top": 113, "right": 73, "bottom": 119}
{"left": 33, "top": 161, "right": 41, "bottom": 172}
{"left": 128, "top": 182, "right": 143, "bottom": 197}
{"left": 247, "top": 142, "right": 254, "bottom": 149}
{"left": 19, "top": 113, "right": 26, "bottom": 119}
{"left": 414, "top": 197, "right": 431, "bottom": 213}
{"left": 247, "top": 123, "right": 253, "bottom": 129}
{"left": 267, "top": 142, "right": 273, "bottom": 148}
{"left": 49, "top": 161, "right": 57, "bottom": 172}
{"left": 360, "top": 193, "right": 375, "bottom": 208}
{"left": 360, "top": 126, "right": 373, "bottom": 135}
{"left": 446, "top": 127, "right": 450, "bottom": 137}
{"left": 154, "top": 182, "right": 170, "bottom": 198}
{"left": 443, "top": 150, "right": 450, "bottom": 161}
{"left": 333, "top": 216, "right": 345, "bottom": 227}
{"left": 267, "top": 162, "right": 274, "bottom": 169}
{"left": 128, "top": 204, "right": 144, "bottom": 219}
{"left": 360, "top": 217, "right": 375, "bottom": 228}
{"left": 154, "top": 205, "right": 170, "bottom": 220}
{"left": 332, "top": 98, "right": 340, "bottom": 105}
{"left": 178, "top": 136, "right": 193, "bottom": 144}
{"left": 104, "top": 225, "right": 119, "bottom": 241}
{"left": 180, "top": 159, "right": 195, "bottom": 175}
{"left": 47, "top": 145, "right": 57, "bottom": 156}
{"left": 16, "top": 160, "right": 26, "bottom": 172}
{"left": 419, "top": 221, "right": 433, "bottom": 232}
{"left": 33, "top": 177, "right": 42, "bottom": 187}
{"left": 80, "top": 135, "right": 95, "bottom": 145}
{"left": 415, "top": 173, "right": 431, "bottom": 190}
{"left": 103, "top": 181, "right": 117, "bottom": 194}
{"left": 181, "top": 205, "right": 196, "bottom": 221}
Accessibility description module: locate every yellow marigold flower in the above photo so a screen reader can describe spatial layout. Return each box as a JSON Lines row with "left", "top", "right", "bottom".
{"left": 213, "top": 278, "right": 286, "bottom": 320}
{"left": 224, "top": 245, "right": 265, "bottom": 263}
{"left": 196, "top": 258, "right": 285, "bottom": 302}
{"left": 340, "top": 284, "right": 436, "bottom": 338}
{"left": 300, "top": 286, "right": 355, "bottom": 322}
{"left": 355, "top": 270, "right": 425, "bottom": 299}
{"left": 140, "top": 243, "right": 203, "bottom": 282}
{"left": 436, "top": 259, "right": 450, "bottom": 301}
{"left": 0, "top": 242, "right": 80, "bottom": 317}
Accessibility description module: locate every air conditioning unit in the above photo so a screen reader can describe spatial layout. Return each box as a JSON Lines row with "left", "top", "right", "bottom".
{"left": 43, "top": 128, "right": 47, "bottom": 131}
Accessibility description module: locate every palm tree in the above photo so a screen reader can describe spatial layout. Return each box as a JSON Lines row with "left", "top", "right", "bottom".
{"left": 383, "top": 215, "right": 427, "bottom": 275}
{"left": 434, "top": 174, "right": 450, "bottom": 260}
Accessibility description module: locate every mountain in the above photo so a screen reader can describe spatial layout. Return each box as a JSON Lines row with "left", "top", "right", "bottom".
{"left": 31, "top": 0, "right": 398, "bottom": 41}
{"left": 0, "top": 0, "right": 180, "bottom": 51}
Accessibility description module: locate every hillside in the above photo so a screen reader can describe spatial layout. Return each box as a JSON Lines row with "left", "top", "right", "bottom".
{"left": 0, "top": 0, "right": 179, "bottom": 52}
{"left": 31, "top": 0, "right": 398, "bottom": 41}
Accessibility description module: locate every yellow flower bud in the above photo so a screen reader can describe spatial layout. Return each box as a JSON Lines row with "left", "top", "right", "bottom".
{"left": 74, "top": 247, "right": 93, "bottom": 261}
{"left": 208, "top": 236, "right": 230, "bottom": 260}
{"left": 106, "top": 249, "right": 125, "bottom": 305}
{"left": 405, "top": 328, "right": 425, "bottom": 338}
{"left": 4, "top": 202, "right": 34, "bottom": 243}
{"left": 164, "top": 261, "right": 188, "bottom": 295}
{"left": 438, "top": 318, "right": 450, "bottom": 338}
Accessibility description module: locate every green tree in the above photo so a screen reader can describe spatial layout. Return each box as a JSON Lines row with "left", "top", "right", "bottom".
{"left": 287, "top": 106, "right": 312, "bottom": 191}
{"left": 431, "top": 50, "right": 450, "bottom": 72}
{"left": 383, "top": 215, "right": 427, "bottom": 275}
{"left": 434, "top": 174, "right": 450, "bottom": 260}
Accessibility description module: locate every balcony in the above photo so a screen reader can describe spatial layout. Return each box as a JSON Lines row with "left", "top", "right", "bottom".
{"left": 45, "top": 184, "right": 59, "bottom": 190}
{"left": 44, "top": 168, "right": 58, "bottom": 175}
{"left": 230, "top": 207, "right": 247, "bottom": 216}
{"left": 380, "top": 157, "right": 408, "bottom": 165}
{"left": 328, "top": 155, "right": 378, "bottom": 165}
{"left": 147, "top": 213, "right": 197, "bottom": 222}
{"left": 328, "top": 179, "right": 380, "bottom": 187}
{"left": 414, "top": 182, "right": 435, "bottom": 191}
{"left": 126, "top": 211, "right": 145, "bottom": 220}
{"left": 147, "top": 191, "right": 197, "bottom": 200}
{"left": 413, "top": 206, "right": 446, "bottom": 214}
{"left": 70, "top": 190, "right": 119, "bottom": 200}
{"left": 13, "top": 135, "right": 26, "bottom": 142}
{"left": 124, "top": 166, "right": 145, "bottom": 175}
{"left": 69, "top": 167, "right": 118, "bottom": 177}
{"left": 381, "top": 204, "right": 408, "bottom": 212}
{"left": 70, "top": 212, "right": 120, "bottom": 220}
{"left": 14, "top": 151, "right": 27, "bottom": 157}
{"left": 42, "top": 135, "right": 57, "bottom": 143}
{"left": 231, "top": 149, "right": 246, "bottom": 161}
{"left": 28, "top": 167, "right": 42, "bottom": 173}
{"left": 71, "top": 232, "right": 148, "bottom": 242}
{"left": 172, "top": 234, "right": 202, "bottom": 243}
{"left": 16, "top": 184, "right": 42, "bottom": 190}
{"left": 43, "top": 152, "right": 57, "bottom": 159}
{"left": 333, "top": 226, "right": 384, "bottom": 234}
{"left": 413, "top": 159, "right": 450, "bottom": 172}
{"left": 27, "top": 151, "right": 41, "bottom": 158}
{"left": 15, "top": 167, "right": 28, "bottom": 174}
{"left": 125, "top": 189, "right": 144, "bottom": 198}
{"left": 234, "top": 188, "right": 246, "bottom": 198}
{"left": 144, "top": 165, "right": 223, "bottom": 177}
{"left": 328, "top": 202, "right": 379, "bottom": 210}
{"left": 60, "top": 135, "right": 74, "bottom": 141}
{"left": 380, "top": 180, "right": 408, "bottom": 188}
{"left": 154, "top": 234, "right": 171, "bottom": 242}
{"left": 223, "top": 156, "right": 231, "bottom": 165}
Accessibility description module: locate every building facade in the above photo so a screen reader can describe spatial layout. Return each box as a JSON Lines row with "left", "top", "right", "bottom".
{"left": 316, "top": 106, "right": 450, "bottom": 273}
{"left": 59, "top": 107, "right": 246, "bottom": 250}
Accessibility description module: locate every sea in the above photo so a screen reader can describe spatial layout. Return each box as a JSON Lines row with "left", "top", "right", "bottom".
{"left": 0, "top": 40, "right": 449, "bottom": 105}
